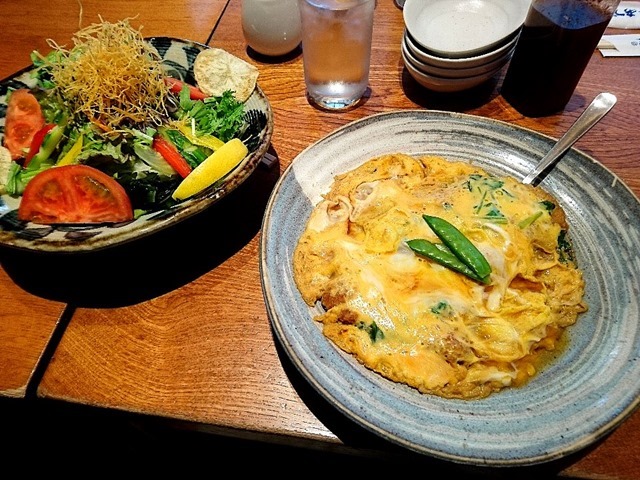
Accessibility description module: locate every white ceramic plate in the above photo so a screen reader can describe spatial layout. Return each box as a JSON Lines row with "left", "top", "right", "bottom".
{"left": 0, "top": 37, "right": 273, "bottom": 253}
{"left": 403, "top": 0, "right": 530, "bottom": 58}
{"left": 260, "top": 110, "right": 640, "bottom": 466}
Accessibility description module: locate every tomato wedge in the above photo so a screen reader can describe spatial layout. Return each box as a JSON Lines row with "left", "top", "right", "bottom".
{"left": 4, "top": 121, "right": 42, "bottom": 160}
{"left": 18, "top": 165, "right": 134, "bottom": 224}
{"left": 164, "top": 77, "right": 208, "bottom": 100}
{"left": 7, "top": 89, "right": 43, "bottom": 118}
{"left": 3, "top": 89, "right": 45, "bottom": 160}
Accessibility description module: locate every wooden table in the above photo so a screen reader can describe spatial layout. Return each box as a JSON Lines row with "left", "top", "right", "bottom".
{"left": 1, "top": 0, "right": 638, "bottom": 477}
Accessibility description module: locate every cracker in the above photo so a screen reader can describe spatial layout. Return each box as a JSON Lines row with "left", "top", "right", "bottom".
{"left": 194, "top": 48, "right": 259, "bottom": 102}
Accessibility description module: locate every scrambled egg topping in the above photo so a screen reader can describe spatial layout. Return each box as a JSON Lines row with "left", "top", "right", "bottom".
{"left": 292, "top": 153, "right": 587, "bottom": 400}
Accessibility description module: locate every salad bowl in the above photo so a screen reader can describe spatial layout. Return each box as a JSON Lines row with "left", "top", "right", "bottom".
{"left": 0, "top": 37, "right": 273, "bottom": 253}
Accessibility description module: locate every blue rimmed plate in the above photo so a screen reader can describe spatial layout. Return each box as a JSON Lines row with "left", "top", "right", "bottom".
{"left": 259, "top": 110, "right": 640, "bottom": 466}
{"left": 0, "top": 37, "right": 273, "bottom": 253}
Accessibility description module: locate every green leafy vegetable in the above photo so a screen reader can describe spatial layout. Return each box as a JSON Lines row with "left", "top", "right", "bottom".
{"left": 357, "top": 320, "right": 384, "bottom": 343}
{"left": 557, "top": 229, "right": 575, "bottom": 263}
{"left": 466, "top": 174, "right": 511, "bottom": 223}
{"left": 431, "top": 301, "right": 454, "bottom": 316}
{"left": 116, "top": 171, "right": 181, "bottom": 212}
{"left": 176, "top": 89, "right": 244, "bottom": 142}
{"left": 540, "top": 200, "right": 556, "bottom": 212}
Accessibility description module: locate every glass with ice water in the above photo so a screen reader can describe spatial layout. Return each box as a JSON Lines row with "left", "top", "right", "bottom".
{"left": 298, "top": 0, "right": 375, "bottom": 110}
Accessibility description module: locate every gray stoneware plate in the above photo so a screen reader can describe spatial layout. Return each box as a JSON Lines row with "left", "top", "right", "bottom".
{"left": 259, "top": 110, "right": 640, "bottom": 466}
{"left": 0, "top": 37, "right": 273, "bottom": 253}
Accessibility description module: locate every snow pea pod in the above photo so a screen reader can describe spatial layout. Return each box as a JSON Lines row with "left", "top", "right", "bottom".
{"left": 422, "top": 215, "right": 492, "bottom": 280}
{"left": 406, "top": 239, "right": 489, "bottom": 284}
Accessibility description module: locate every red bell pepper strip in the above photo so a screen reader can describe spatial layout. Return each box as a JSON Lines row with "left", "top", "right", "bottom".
{"left": 152, "top": 136, "right": 192, "bottom": 178}
{"left": 164, "top": 77, "right": 208, "bottom": 101}
{"left": 24, "top": 123, "right": 56, "bottom": 167}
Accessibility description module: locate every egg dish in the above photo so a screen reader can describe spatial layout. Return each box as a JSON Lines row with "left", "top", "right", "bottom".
{"left": 292, "top": 153, "right": 587, "bottom": 400}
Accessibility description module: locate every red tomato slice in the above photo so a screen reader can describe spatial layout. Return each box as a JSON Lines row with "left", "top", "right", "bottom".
{"left": 7, "top": 89, "right": 43, "bottom": 118}
{"left": 4, "top": 89, "right": 45, "bottom": 160}
{"left": 4, "top": 120, "right": 43, "bottom": 160}
{"left": 18, "top": 165, "right": 134, "bottom": 224}
{"left": 164, "top": 77, "right": 208, "bottom": 100}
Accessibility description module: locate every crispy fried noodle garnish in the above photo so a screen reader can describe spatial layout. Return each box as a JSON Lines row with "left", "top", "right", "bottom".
{"left": 41, "top": 18, "right": 170, "bottom": 131}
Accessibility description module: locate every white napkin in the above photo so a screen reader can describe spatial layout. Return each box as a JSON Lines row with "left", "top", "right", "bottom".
{"left": 598, "top": 2, "right": 640, "bottom": 56}
{"left": 608, "top": 1, "right": 640, "bottom": 29}
{"left": 598, "top": 34, "right": 640, "bottom": 56}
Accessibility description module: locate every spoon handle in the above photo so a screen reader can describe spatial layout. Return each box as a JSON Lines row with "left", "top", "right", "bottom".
{"left": 521, "top": 92, "right": 617, "bottom": 185}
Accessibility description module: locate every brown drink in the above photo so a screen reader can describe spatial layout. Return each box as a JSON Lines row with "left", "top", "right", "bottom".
{"left": 501, "top": 0, "right": 620, "bottom": 117}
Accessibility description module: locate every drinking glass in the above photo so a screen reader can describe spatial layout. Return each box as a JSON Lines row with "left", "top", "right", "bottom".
{"left": 501, "top": 0, "right": 622, "bottom": 117}
{"left": 298, "top": 0, "right": 376, "bottom": 110}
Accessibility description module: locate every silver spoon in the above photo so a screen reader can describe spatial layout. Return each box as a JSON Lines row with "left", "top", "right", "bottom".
{"left": 521, "top": 92, "right": 617, "bottom": 185}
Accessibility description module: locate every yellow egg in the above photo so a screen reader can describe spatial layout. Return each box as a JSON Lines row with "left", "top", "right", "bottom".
{"left": 292, "top": 153, "right": 588, "bottom": 400}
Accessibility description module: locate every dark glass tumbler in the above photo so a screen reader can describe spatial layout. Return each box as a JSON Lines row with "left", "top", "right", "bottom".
{"left": 501, "top": 0, "right": 621, "bottom": 117}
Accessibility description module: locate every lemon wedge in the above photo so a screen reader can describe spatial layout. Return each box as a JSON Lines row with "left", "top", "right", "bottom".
{"left": 172, "top": 138, "right": 248, "bottom": 200}
{"left": 194, "top": 48, "right": 259, "bottom": 102}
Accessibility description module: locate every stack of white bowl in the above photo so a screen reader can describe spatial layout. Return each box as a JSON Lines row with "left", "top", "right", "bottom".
{"left": 401, "top": 0, "right": 531, "bottom": 93}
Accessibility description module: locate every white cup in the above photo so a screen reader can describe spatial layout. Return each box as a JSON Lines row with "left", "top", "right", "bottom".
{"left": 241, "top": 0, "right": 302, "bottom": 56}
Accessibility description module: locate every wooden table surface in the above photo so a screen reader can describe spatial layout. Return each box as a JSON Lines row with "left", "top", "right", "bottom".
{"left": 1, "top": 0, "right": 638, "bottom": 477}
{"left": 0, "top": 0, "right": 228, "bottom": 397}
